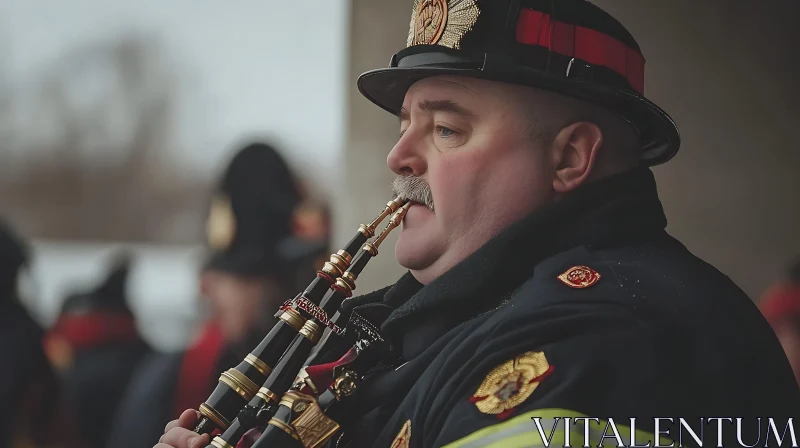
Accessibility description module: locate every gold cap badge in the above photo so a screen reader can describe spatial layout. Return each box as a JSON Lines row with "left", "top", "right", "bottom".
{"left": 390, "top": 420, "right": 412, "bottom": 448}
{"left": 470, "top": 351, "right": 553, "bottom": 419}
{"left": 557, "top": 265, "right": 602, "bottom": 289}
{"left": 206, "top": 195, "right": 236, "bottom": 250}
{"left": 407, "top": 0, "right": 480, "bottom": 49}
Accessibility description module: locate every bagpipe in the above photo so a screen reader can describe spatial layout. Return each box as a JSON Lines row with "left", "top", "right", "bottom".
{"left": 192, "top": 198, "right": 410, "bottom": 448}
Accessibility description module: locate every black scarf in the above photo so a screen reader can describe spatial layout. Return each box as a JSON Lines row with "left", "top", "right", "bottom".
{"left": 342, "top": 166, "right": 668, "bottom": 355}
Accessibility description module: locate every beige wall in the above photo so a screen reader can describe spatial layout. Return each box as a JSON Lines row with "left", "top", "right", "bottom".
{"left": 339, "top": 0, "right": 800, "bottom": 301}
{"left": 335, "top": 0, "right": 415, "bottom": 295}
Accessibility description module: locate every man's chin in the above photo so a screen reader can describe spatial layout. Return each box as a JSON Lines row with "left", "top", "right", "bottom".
{"left": 394, "top": 231, "right": 441, "bottom": 272}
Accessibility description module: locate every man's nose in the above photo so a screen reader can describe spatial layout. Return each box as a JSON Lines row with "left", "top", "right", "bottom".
{"left": 387, "top": 132, "right": 427, "bottom": 176}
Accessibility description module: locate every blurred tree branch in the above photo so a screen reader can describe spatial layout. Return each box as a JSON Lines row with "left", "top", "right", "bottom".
{"left": 0, "top": 33, "right": 209, "bottom": 244}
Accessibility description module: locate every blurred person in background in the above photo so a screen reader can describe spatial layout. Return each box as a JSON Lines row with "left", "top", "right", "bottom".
{"left": 108, "top": 141, "right": 329, "bottom": 448}
{"left": 759, "top": 258, "right": 800, "bottom": 386}
{"left": 0, "top": 218, "right": 81, "bottom": 448}
{"left": 44, "top": 251, "right": 152, "bottom": 448}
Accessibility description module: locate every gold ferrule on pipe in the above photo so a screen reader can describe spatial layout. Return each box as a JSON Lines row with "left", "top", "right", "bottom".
{"left": 329, "top": 251, "right": 352, "bottom": 270}
{"left": 268, "top": 417, "right": 301, "bottom": 441}
{"left": 321, "top": 248, "right": 354, "bottom": 277}
{"left": 362, "top": 242, "right": 378, "bottom": 256}
{"left": 244, "top": 354, "right": 272, "bottom": 377}
{"left": 219, "top": 369, "right": 258, "bottom": 401}
{"left": 279, "top": 308, "right": 306, "bottom": 332}
{"left": 337, "top": 272, "right": 357, "bottom": 293}
{"left": 371, "top": 202, "right": 412, "bottom": 250}
{"left": 199, "top": 403, "right": 230, "bottom": 431}
{"left": 321, "top": 261, "right": 343, "bottom": 277}
{"left": 210, "top": 437, "right": 235, "bottom": 448}
{"left": 281, "top": 391, "right": 312, "bottom": 413}
{"left": 342, "top": 271, "right": 357, "bottom": 285}
{"left": 299, "top": 320, "right": 323, "bottom": 344}
{"left": 256, "top": 387, "right": 280, "bottom": 405}
{"left": 279, "top": 394, "right": 297, "bottom": 409}
{"left": 361, "top": 197, "right": 406, "bottom": 237}
{"left": 335, "top": 278, "right": 353, "bottom": 295}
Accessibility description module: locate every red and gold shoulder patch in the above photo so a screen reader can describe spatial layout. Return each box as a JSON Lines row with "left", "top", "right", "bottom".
{"left": 469, "top": 351, "right": 553, "bottom": 420}
{"left": 390, "top": 420, "right": 412, "bottom": 448}
{"left": 557, "top": 265, "right": 601, "bottom": 289}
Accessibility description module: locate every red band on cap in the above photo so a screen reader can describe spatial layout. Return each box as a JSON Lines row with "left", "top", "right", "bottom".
{"left": 515, "top": 8, "right": 645, "bottom": 94}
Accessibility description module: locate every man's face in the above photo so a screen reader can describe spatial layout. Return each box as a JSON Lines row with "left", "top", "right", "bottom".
{"left": 200, "top": 270, "right": 269, "bottom": 344}
{"left": 390, "top": 76, "right": 558, "bottom": 284}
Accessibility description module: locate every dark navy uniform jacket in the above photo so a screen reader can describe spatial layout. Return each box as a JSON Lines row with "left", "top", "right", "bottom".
{"left": 63, "top": 337, "right": 150, "bottom": 447}
{"left": 320, "top": 167, "right": 800, "bottom": 448}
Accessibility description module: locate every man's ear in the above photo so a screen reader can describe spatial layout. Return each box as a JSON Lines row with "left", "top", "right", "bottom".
{"left": 551, "top": 122, "right": 603, "bottom": 193}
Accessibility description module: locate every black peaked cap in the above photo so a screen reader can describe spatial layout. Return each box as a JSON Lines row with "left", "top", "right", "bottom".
{"left": 358, "top": 0, "right": 680, "bottom": 165}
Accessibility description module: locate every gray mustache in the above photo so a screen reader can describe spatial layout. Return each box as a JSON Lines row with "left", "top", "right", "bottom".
{"left": 392, "top": 175, "right": 434, "bottom": 212}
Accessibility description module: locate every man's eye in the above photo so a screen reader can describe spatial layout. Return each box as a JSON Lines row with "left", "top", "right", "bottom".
{"left": 435, "top": 125, "right": 456, "bottom": 138}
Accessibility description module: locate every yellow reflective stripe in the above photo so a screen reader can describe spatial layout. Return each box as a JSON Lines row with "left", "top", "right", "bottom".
{"left": 442, "top": 408, "right": 672, "bottom": 448}
{"left": 441, "top": 411, "right": 548, "bottom": 448}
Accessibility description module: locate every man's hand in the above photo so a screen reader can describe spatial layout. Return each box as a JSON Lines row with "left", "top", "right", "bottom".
{"left": 154, "top": 409, "right": 211, "bottom": 448}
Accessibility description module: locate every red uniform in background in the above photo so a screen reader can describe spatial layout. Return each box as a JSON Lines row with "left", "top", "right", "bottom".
{"left": 759, "top": 259, "right": 800, "bottom": 385}
{"left": 44, "top": 253, "right": 152, "bottom": 448}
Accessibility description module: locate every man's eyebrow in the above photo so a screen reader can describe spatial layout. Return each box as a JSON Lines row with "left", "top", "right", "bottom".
{"left": 399, "top": 106, "right": 410, "bottom": 122}
{"left": 398, "top": 99, "right": 475, "bottom": 122}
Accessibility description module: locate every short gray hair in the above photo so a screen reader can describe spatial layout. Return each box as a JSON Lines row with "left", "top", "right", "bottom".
{"left": 520, "top": 87, "right": 640, "bottom": 161}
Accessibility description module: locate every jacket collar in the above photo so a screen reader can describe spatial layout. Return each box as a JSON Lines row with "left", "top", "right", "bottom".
{"left": 344, "top": 167, "right": 668, "bottom": 359}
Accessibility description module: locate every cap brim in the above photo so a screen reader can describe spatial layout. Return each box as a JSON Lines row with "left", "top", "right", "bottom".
{"left": 357, "top": 66, "right": 680, "bottom": 166}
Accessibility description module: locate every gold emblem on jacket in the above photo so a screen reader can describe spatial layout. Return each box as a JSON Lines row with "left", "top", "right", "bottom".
{"left": 470, "top": 352, "right": 553, "bottom": 418}
{"left": 407, "top": 0, "right": 480, "bottom": 49}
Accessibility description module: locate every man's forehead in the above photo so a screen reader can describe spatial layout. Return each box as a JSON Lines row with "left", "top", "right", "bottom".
{"left": 400, "top": 77, "right": 488, "bottom": 122}
{"left": 400, "top": 75, "right": 534, "bottom": 116}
